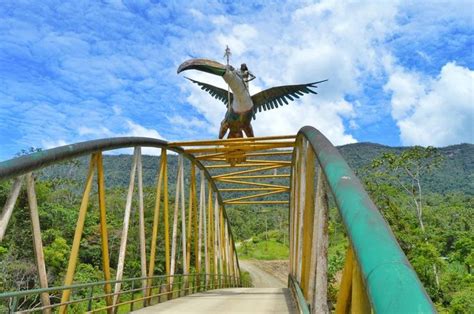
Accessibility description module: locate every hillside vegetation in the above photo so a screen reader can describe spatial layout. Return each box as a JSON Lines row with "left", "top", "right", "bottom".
{"left": 0, "top": 142, "right": 472, "bottom": 312}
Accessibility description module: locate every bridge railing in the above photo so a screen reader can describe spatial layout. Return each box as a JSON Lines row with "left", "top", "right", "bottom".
{"left": 0, "top": 273, "right": 248, "bottom": 313}
{"left": 0, "top": 138, "right": 242, "bottom": 313}
{"left": 288, "top": 126, "right": 435, "bottom": 313}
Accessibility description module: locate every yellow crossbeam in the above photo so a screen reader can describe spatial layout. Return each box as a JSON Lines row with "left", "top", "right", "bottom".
{"left": 213, "top": 165, "right": 287, "bottom": 179}
{"left": 224, "top": 200, "right": 289, "bottom": 205}
{"left": 224, "top": 189, "right": 288, "bottom": 203}
{"left": 206, "top": 162, "right": 290, "bottom": 169}
{"left": 169, "top": 134, "right": 296, "bottom": 146}
{"left": 183, "top": 143, "right": 295, "bottom": 154}
{"left": 199, "top": 158, "right": 228, "bottom": 162}
{"left": 226, "top": 174, "right": 290, "bottom": 179}
{"left": 199, "top": 159, "right": 291, "bottom": 165}
{"left": 219, "top": 187, "right": 287, "bottom": 191}
{"left": 196, "top": 152, "right": 227, "bottom": 160}
{"left": 196, "top": 150, "right": 293, "bottom": 160}
{"left": 217, "top": 178, "right": 289, "bottom": 189}
{"left": 243, "top": 159, "right": 291, "bottom": 164}
{"left": 245, "top": 151, "right": 293, "bottom": 157}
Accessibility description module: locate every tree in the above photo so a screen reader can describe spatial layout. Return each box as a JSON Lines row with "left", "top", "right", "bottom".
{"left": 370, "top": 146, "right": 444, "bottom": 287}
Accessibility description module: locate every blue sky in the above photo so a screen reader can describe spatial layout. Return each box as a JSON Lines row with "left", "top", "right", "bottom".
{"left": 0, "top": 1, "right": 472, "bottom": 160}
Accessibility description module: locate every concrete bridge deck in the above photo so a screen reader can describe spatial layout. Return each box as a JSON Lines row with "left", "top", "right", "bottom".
{"left": 132, "top": 288, "right": 297, "bottom": 313}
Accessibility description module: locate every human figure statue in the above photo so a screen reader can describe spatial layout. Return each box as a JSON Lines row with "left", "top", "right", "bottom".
{"left": 177, "top": 58, "right": 327, "bottom": 139}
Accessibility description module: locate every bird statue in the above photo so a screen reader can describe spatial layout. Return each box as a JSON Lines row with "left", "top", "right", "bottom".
{"left": 177, "top": 58, "right": 327, "bottom": 139}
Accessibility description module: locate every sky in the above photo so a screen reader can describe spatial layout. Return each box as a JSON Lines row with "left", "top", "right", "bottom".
{"left": 0, "top": 0, "right": 473, "bottom": 160}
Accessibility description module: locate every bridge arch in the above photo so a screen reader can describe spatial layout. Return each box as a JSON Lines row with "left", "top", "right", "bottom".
{"left": 0, "top": 127, "right": 435, "bottom": 313}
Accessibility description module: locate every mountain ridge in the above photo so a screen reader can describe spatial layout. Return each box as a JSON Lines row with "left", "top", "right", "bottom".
{"left": 37, "top": 142, "right": 473, "bottom": 195}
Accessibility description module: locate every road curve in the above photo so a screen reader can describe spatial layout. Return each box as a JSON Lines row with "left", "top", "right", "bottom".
{"left": 239, "top": 260, "right": 286, "bottom": 288}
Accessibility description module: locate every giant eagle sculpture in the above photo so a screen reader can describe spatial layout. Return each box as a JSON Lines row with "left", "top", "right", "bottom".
{"left": 177, "top": 58, "right": 327, "bottom": 139}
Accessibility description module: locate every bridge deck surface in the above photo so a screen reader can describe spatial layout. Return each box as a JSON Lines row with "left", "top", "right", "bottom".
{"left": 132, "top": 288, "right": 297, "bottom": 313}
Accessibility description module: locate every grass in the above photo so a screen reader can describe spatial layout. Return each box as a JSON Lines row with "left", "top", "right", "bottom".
{"left": 237, "top": 240, "right": 289, "bottom": 260}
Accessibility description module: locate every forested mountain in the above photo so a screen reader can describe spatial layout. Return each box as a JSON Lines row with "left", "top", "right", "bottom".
{"left": 40, "top": 143, "right": 473, "bottom": 195}
{"left": 1, "top": 142, "right": 472, "bottom": 312}
{"left": 338, "top": 143, "right": 473, "bottom": 195}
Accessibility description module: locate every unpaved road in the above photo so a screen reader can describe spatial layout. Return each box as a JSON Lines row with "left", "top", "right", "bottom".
{"left": 239, "top": 260, "right": 286, "bottom": 288}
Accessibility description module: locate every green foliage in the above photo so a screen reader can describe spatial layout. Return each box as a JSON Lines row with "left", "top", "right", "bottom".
{"left": 237, "top": 228, "right": 289, "bottom": 260}
{"left": 449, "top": 286, "right": 474, "bottom": 314}
{"left": 43, "top": 234, "right": 69, "bottom": 272}
{"left": 238, "top": 239, "right": 289, "bottom": 260}
{"left": 0, "top": 142, "right": 472, "bottom": 312}
{"left": 363, "top": 147, "right": 473, "bottom": 311}
{"left": 240, "top": 271, "right": 253, "bottom": 287}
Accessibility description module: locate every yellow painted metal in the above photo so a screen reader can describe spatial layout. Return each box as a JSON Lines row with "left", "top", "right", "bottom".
{"left": 186, "top": 164, "right": 195, "bottom": 284}
{"left": 224, "top": 200, "right": 288, "bottom": 205}
{"left": 219, "top": 187, "right": 287, "bottom": 192}
{"left": 96, "top": 152, "right": 112, "bottom": 310}
{"left": 195, "top": 149, "right": 291, "bottom": 160}
{"left": 203, "top": 179, "right": 210, "bottom": 287}
{"left": 228, "top": 225, "right": 235, "bottom": 286}
{"left": 169, "top": 134, "right": 296, "bottom": 146}
{"left": 295, "top": 140, "right": 307, "bottom": 283}
{"left": 183, "top": 143, "right": 295, "bottom": 154}
{"left": 226, "top": 174, "right": 290, "bottom": 179}
{"left": 206, "top": 162, "right": 290, "bottom": 169}
{"left": 244, "top": 151, "right": 293, "bottom": 157}
{"left": 289, "top": 148, "right": 297, "bottom": 276}
{"left": 217, "top": 178, "right": 288, "bottom": 189}
{"left": 200, "top": 159, "right": 290, "bottom": 165}
{"left": 163, "top": 150, "right": 170, "bottom": 285}
{"left": 195, "top": 152, "right": 227, "bottom": 160}
{"left": 220, "top": 208, "right": 227, "bottom": 285}
{"left": 213, "top": 164, "right": 288, "bottom": 179}
{"left": 26, "top": 173, "right": 51, "bottom": 313}
{"left": 224, "top": 189, "right": 288, "bottom": 203}
{"left": 198, "top": 158, "right": 228, "bottom": 162}
{"left": 191, "top": 166, "right": 199, "bottom": 272}
{"left": 146, "top": 151, "right": 165, "bottom": 301}
{"left": 60, "top": 154, "right": 97, "bottom": 314}
{"left": 300, "top": 146, "right": 315, "bottom": 300}
{"left": 291, "top": 137, "right": 303, "bottom": 277}
{"left": 352, "top": 257, "right": 371, "bottom": 313}
{"left": 240, "top": 159, "right": 291, "bottom": 164}
{"left": 335, "top": 246, "right": 354, "bottom": 314}
{"left": 207, "top": 184, "right": 216, "bottom": 287}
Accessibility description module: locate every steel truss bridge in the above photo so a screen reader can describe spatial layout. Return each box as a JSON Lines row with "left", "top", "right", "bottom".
{"left": 0, "top": 126, "right": 435, "bottom": 313}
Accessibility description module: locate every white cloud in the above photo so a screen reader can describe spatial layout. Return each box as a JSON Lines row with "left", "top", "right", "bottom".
{"left": 112, "top": 105, "right": 122, "bottom": 115}
{"left": 121, "top": 120, "right": 164, "bottom": 139}
{"left": 384, "top": 69, "right": 425, "bottom": 120}
{"left": 104, "top": 120, "right": 165, "bottom": 156}
{"left": 385, "top": 62, "right": 474, "bottom": 146}
{"left": 180, "top": 1, "right": 399, "bottom": 144}
{"left": 41, "top": 139, "right": 68, "bottom": 149}
{"left": 78, "top": 126, "right": 113, "bottom": 137}
{"left": 167, "top": 114, "right": 206, "bottom": 132}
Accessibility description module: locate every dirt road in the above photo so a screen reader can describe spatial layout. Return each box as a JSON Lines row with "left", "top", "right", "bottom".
{"left": 239, "top": 260, "right": 287, "bottom": 288}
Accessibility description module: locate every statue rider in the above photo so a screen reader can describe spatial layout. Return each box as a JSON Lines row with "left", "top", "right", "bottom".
{"left": 238, "top": 63, "right": 256, "bottom": 89}
{"left": 219, "top": 63, "right": 256, "bottom": 139}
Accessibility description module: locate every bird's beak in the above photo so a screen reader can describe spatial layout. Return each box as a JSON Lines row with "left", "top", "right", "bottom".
{"left": 177, "top": 58, "right": 227, "bottom": 76}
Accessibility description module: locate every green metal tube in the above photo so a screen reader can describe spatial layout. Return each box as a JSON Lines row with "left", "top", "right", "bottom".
{"left": 298, "top": 126, "right": 435, "bottom": 313}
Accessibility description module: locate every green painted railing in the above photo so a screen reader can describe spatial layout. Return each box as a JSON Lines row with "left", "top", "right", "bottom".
{"left": 295, "top": 126, "right": 435, "bottom": 313}
{"left": 0, "top": 273, "right": 246, "bottom": 313}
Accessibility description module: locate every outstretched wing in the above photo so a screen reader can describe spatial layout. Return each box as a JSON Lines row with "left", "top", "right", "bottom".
{"left": 185, "top": 77, "right": 233, "bottom": 106}
{"left": 251, "top": 80, "right": 327, "bottom": 113}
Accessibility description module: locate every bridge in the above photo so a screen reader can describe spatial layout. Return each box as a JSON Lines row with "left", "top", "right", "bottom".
{"left": 0, "top": 126, "right": 435, "bottom": 313}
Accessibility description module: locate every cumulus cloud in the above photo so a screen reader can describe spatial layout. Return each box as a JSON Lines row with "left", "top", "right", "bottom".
{"left": 180, "top": 1, "right": 401, "bottom": 144}
{"left": 0, "top": 1, "right": 472, "bottom": 160}
{"left": 385, "top": 62, "right": 473, "bottom": 146}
